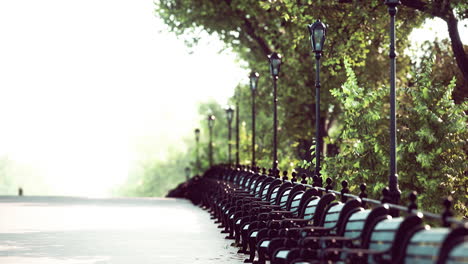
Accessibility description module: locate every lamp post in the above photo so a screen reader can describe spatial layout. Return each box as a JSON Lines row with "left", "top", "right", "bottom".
{"left": 208, "top": 114, "right": 216, "bottom": 167}
{"left": 308, "top": 19, "right": 326, "bottom": 187}
{"left": 249, "top": 71, "right": 259, "bottom": 167}
{"left": 194, "top": 128, "right": 200, "bottom": 171}
{"left": 185, "top": 166, "right": 191, "bottom": 181}
{"left": 268, "top": 52, "right": 282, "bottom": 177}
{"left": 235, "top": 88, "right": 240, "bottom": 166}
{"left": 225, "top": 106, "right": 234, "bottom": 164}
{"left": 385, "top": 0, "right": 401, "bottom": 208}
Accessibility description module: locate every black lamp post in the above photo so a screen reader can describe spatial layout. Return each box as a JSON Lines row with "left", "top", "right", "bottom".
{"left": 385, "top": 0, "right": 401, "bottom": 208}
{"left": 308, "top": 19, "right": 326, "bottom": 187}
{"left": 208, "top": 114, "right": 216, "bottom": 167}
{"left": 185, "top": 167, "right": 191, "bottom": 181}
{"left": 249, "top": 71, "right": 259, "bottom": 167}
{"left": 225, "top": 106, "right": 234, "bottom": 164}
{"left": 235, "top": 88, "right": 240, "bottom": 166}
{"left": 268, "top": 52, "right": 282, "bottom": 177}
{"left": 194, "top": 128, "right": 200, "bottom": 171}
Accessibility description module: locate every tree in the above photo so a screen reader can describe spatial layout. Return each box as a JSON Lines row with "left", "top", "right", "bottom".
{"left": 156, "top": 0, "right": 424, "bottom": 162}
{"left": 400, "top": 0, "right": 468, "bottom": 97}
{"left": 320, "top": 58, "right": 467, "bottom": 216}
{"left": 154, "top": 1, "right": 467, "bottom": 215}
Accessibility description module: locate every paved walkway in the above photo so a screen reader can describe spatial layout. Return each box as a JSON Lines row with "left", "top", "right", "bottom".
{"left": 0, "top": 196, "right": 245, "bottom": 264}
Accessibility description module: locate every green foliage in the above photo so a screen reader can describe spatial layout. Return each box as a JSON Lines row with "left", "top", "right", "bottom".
{"left": 399, "top": 64, "right": 467, "bottom": 216}
{"left": 320, "top": 57, "right": 389, "bottom": 195}
{"left": 128, "top": 1, "right": 466, "bottom": 217}
{"left": 321, "top": 59, "right": 467, "bottom": 216}
{"left": 0, "top": 156, "right": 50, "bottom": 195}
{"left": 115, "top": 149, "right": 194, "bottom": 197}
{"left": 155, "top": 0, "right": 425, "bottom": 160}
{"left": 412, "top": 38, "right": 467, "bottom": 103}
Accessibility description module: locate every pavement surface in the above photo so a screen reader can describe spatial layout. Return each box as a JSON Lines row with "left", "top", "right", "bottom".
{"left": 0, "top": 196, "right": 245, "bottom": 264}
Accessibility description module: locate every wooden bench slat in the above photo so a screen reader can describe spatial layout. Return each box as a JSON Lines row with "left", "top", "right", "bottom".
{"left": 447, "top": 241, "right": 468, "bottom": 264}
{"left": 404, "top": 228, "right": 450, "bottom": 263}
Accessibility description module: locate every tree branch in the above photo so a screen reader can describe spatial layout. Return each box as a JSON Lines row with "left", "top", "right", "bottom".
{"left": 446, "top": 12, "right": 468, "bottom": 88}
{"left": 242, "top": 18, "right": 272, "bottom": 56}
{"left": 401, "top": 0, "right": 468, "bottom": 93}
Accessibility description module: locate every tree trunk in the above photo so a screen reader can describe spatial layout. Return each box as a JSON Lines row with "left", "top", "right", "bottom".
{"left": 446, "top": 13, "right": 468, "bottom": 93}
{"left": 401, "top": 0, "right": 468, "bottom": 97}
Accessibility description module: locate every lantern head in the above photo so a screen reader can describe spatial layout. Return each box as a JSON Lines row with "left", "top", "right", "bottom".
{"left": 208, "top": 114, "right": 215, "bottom": 128}
{"left": 308, "top": 20, "right": 327, "bottom": 53}
{"left": 225, "top": 106, "right": 234, "bottom": 123}
{"left": 249, "top": 71, "right": 259, "bottom": 92}
{"left": 268, "top": 52, "right": 282, "bottom": 78}
{"left": 194, "top": 128, "right": 200, "bottom": 141}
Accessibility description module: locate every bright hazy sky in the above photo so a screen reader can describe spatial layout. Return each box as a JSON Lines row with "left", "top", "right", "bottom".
{"left": 0, "top": 0, "right": 466, "bottom": 196}
{"left": 0, "top": 0, "right": 247, "bottom": 196}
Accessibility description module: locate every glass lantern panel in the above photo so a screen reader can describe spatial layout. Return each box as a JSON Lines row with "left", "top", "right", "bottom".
{"left": 271, "top": 58, "right": 281, "bottom": 75}
{"left": 272, "top": 58, "right": 281, "bottom": 68}
{"left": 314, "top": 28, "right": 324, "bottom": 51}
{"left": 250, "top": 78, "right": 257, "bottom": 90}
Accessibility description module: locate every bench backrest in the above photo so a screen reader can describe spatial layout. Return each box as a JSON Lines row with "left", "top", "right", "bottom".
{"left": 343, "top": 209, "right": 372, "bottom": 240}
{"left": 340, "top": 206, "right": 390, "bottom": 251}
{"left": 300, "top": 196, "right": 320, "bottom": 221}
{"left": 322, "top": 202, "right": 343, "bottom": 232}
{"left": 240, "top": 174, "right": 251, "bottom": 189}
{"left": 248, "top": 176, "right": 260, "bottom": 193}
{"left": 243, "top": 175, "right": 256, "bottom": 192}
{"left": 263, "top": 179, "right": 282, "bottom": 202}
{"left": 404, "top": 227, "right": 451, "bottom": 264}
{"left": 311, "top": 193, "right": 336, "bottom": 227}
{"left": 274, "top": 182, "right": 293, "bottom": 206}
{"left": 285, "top": 184, "right": 306, "bottom": 213}
{"left": 234, "top": 170, "right": 247, "bottom": 187}
{"left": 437, "top": 226, "right": 468, "bottom": 264}
{"left": 365, "top": 214, "right": 423, "bottom": 264}
{"left": 269, "top": 185, "right": 281, "bottom": 204}
{"left": 253, "top": 176, "right": 268, "bottom": 197}
{"left": 445, "top": 240, "right": 468, "bottom": 264}
{"left": 279, "top": 189, "right": 291, "bottom": 210}
{"left": 287, "top": 191, "right": 304, "bottom": 217}
{"left": 295, "top": 188, "right": 319, "bottom": 218}
{"left": 258, "top": 177, "right": 274, "bottom": 200}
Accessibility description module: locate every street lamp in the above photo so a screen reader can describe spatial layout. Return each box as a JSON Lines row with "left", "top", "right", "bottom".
{"left": 268, "top": 52, "right": 281, "bottom": 177}
{"left": 194, "top": 128, "right": 200, "bottom": 171}
{"left": 235, "top": 88, "right": 240, "bottom": 166}
{"left": 225, "top": 106, "right": 234, "bottom": 164}
{"left": 308, "top": 19, "right": 326, "bottom": 187}
{"left": 208, "top": 114, "right": 216, "bottom": 167}
{"left": 249, "top": 71, "right": 259, "bottom": 167}
{"left": 308, "top": 19, "right": 327, "bottom": 187}
{"left": 385, "top": 0, "right": 402, "bottom": 210}
{"left": 185, "top": 166, "right": 191, "bottom": 181}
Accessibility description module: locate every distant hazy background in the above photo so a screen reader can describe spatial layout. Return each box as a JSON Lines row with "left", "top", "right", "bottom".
{"left": 0, "top": 0, "right": 247, "bottom": 197}
{"left": 0, "top": 0, "right": 465, "bottom": 197}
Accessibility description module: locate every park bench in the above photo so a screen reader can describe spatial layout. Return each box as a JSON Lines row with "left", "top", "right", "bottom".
{"left": 275, "top": 197, "right": 468, "bottom": 264}
{"left": 402, "top": 225, "right": 468, "bottom": 264}
{"left": 253, "top": 192, "right": 343, "bottom": 264}
{"left": 213, "top": 171, "right": 343, "bottom": 262}
{"left": 264, "top": 187, "right": 384, "bottom": 264}
{"left": 216, "top": 173, "right": 278, "bottom": 237}
{"left": 173, "top": 165, "right": 468, "bottom": 264}
{"left": 242, "top": 185, "right": 320, "bottom": 261}
{"left": 234, "top": 182, "right": 302, "bottom": 252}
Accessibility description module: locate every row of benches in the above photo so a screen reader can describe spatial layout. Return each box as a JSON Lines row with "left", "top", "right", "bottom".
{"left": 172, "top": 165, "right": 467, "bottom": 264}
